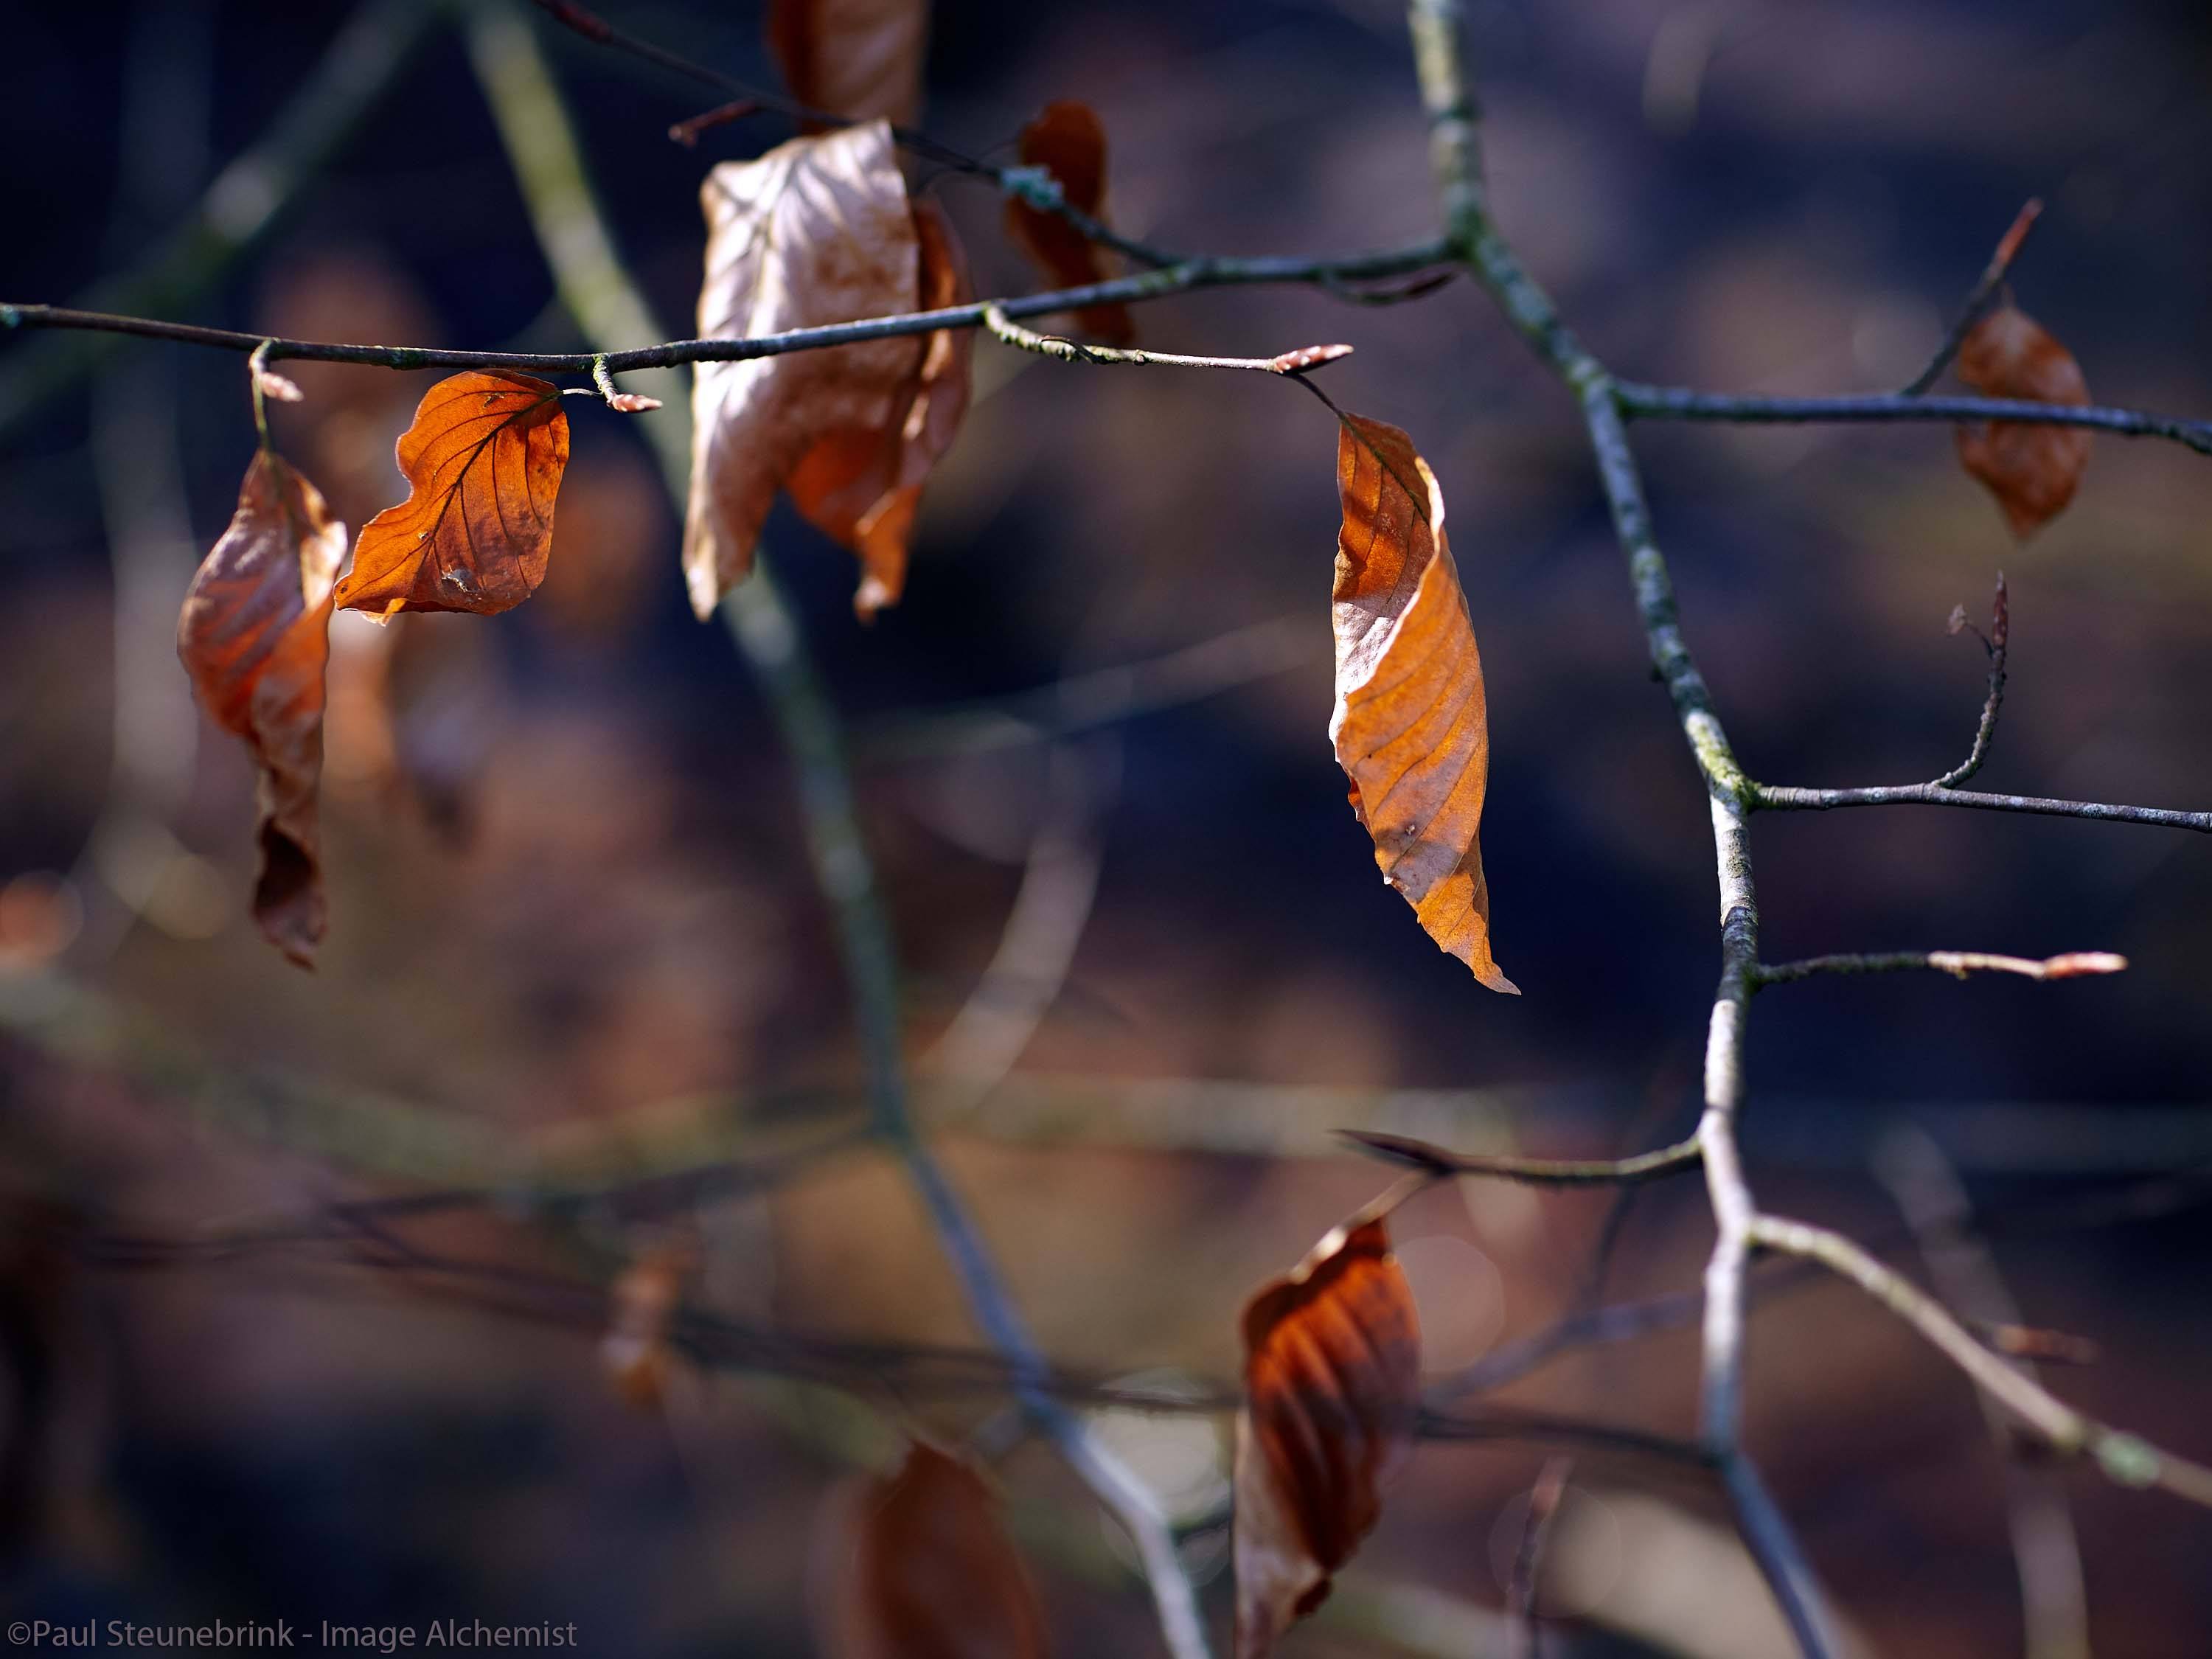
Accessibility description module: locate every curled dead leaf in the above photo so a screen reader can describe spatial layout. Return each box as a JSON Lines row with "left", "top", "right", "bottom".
{"left": 1235, "top": 1199, "right": 1422, "bottom": 1659}
{"left": 334, "top": 370, "right": 569, "bottom": 619}
{"left": 813, "top": 1440, "right": 1048, "bottom": 1659}
{"left": 1330, "top": 414, "right": 1515, "bottom": 992}
{"left": 1003, "top": 101, "right": 1134, "bottom": 346}
{"left": 1953, "top": 305, "right": 2090, "bottom": 540}
{"left": 176, "top": 451, "right": 346, "bottom": 967}
{"left": 768, "top": 0, "right": 928, "bottom": 128}
{"left": 686, "top": 122, "right": 970, "bottom": 619}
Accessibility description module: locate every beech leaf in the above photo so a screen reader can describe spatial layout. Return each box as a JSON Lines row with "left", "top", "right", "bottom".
{"left": 1002, "top": 101, "right": 1134, "bottom": 346}
{"left": 1234, "top": 1200, "right": 1422, "bottom": 1659}
{"left": 768, "top": 0, "right": 928, "bottom": 128}
{"left": 813, "top": 1441, "right": 1049, "bottom": 1659}
{"left": 1953, "top": 305, "right": 2090, "bottom": 540}
{"left": 686, "top": 122, "right": 969, "bottom": 619}
{"left": 1330, "top": 414, "right": 1515, "bottom": 992}
{"left": 176, "top": 451, "right": 346, "bottom": 967}
{"left": 334, "top": 369, "right": 569, "bottom": 619}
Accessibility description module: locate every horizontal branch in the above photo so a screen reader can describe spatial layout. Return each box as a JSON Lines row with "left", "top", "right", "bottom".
{"left": 1340, "top": 1128, "right": 1703, "bottom": 1185}
{"left": 981, "top": 303, "right": 1351, "bottom": 377}
{"left": 1, "top": 240, "right": 1449, "bottom": 380}
{"left": 1751, "top": 779, "right": 2212, "bottom": 832}
{"left": 1755, "top": 950, "right": 2127, "bottom": 987}
{"left": 1615, "top": 380, "right": 2212, "bottom": 459}
{"left": 1748, "top": 1214, "right": 2212, "bottom": 1509}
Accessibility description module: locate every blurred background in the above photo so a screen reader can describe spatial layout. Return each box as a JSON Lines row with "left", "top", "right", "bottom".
{"left": 3, "top": 0, "right": 2211, "bottom": 1654}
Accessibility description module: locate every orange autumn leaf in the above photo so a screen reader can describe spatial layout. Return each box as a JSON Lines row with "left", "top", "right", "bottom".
{"left": 1953, "top": 305, "right": 2091, "bottom": 539}
{"left": 686, "top": 121, "right": 969, "bottom": 619}
{"left": 813, "top": 1441, "right": 1048, "bottom": 1659}
{"left": 1330, "top": 414, "right": 1515, "bottom": 992}
{"left": 334, "top": 370, "right": 569, "bottom": 619}
{"left": 1003, "top": 101, "right": 1133, "bottom": 347}
{"left": 1235, "top": 1200, "right": 1422, "bottom": 1659}
{"left": 768, "top": 0, "right": 928, "bottom": 128}
{"left": 176, "top": 451, "right": 347, "bottom": 967}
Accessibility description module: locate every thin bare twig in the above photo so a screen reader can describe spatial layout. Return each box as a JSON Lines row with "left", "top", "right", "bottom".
{"left": 1754, "top": 950, "right": 2126, "bottom": 987}
{"left": 1938, "top": 570, "right": 2009, "bottom": 789}
{"left": 1747, "top": 1213, "right": 2212, "bottom": 1508}
{"left": 1902, "top": 198, "right": 2043, "bottom": 397}
{"left": 1340, "top": 1129, "right": 1703, "bottom": 1186}
{"left": 981, "top": 303, "right": 1352, "bottom": 376}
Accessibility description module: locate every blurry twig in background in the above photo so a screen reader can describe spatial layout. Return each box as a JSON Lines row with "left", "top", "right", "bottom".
{"left": 462, "top": 10, "right": 1213, "bottom": 1655}
{"left": 856, "top": 616, "right": 1319, "bottom": 762}
{"left": 1753, "top": 950, "right": 2127, "bottom": 987}
{"left": 1504, "top": 1456, "right": 1570, "bottom": 1659}
{"left": 0, "top": 0, "right": 440, "bottom": 440}
{"left": 921, "top": 737, "right": 1116, "bottom": 1102}
{"left": 69, "top": 2, "right": 221, "bottom": 963}
{"left": 1873, "top": 1125, "right": 2091, "bottom": 1659}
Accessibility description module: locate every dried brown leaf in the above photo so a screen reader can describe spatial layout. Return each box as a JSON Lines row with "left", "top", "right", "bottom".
{"left": 785, "top": 198, "right": 974, "bottom": 618}
{"left": 813, "top": 1441, "right": 1049, "bottom": 1659}
{"left": 599, "top": 1242, "right": 692, "bottom": 1409}
{"left": 768, "top": 0, "right": 928, "bottom": 128}
{"left": 1003, "top": 101, "right": 1133, "bottom": 347}
{"left": 177, "top": 451, "right": 346, "bottom": 967}
{"left": 686, "top": 122, "right": 969, "bottom": 619}
{"left": 334, "top": 370, "right": 569, "bottom": 619}
{"left": 1235, "top": 1201, "right": 1422, "bottom": 1659}
{"left": 1953, "top": 305, "right": 2090, "bottom": 539}
{"left": 1330, "top": 413, "right": 1515, "bottom": 992}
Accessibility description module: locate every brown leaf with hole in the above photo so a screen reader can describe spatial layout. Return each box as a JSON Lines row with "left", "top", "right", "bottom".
{"left": 1235, "top": 1200, "right": 1422, "bottom": 1659}
{"left": 813, "top": 1440, "right": 1049, "bottom": 1659}
{"left": 1003, "top": 101, "right": 1133, "bottom": 347}
{"left": 1330, "top": 413, "right": 1515, "bottom": 992}
{"left": 768, "top": 0, "right": 928, "bottom": 128}
{"left": 686, "top": 122, "right": 969, "bottom": 619}
{"left": 1952, "top": 305, "right": 2090, "bottom": 539}
{"left": 333, "top": 370, "right": 568, "bottom": 619}
{"left": 177, "top": 451, "right": 346, "bottom": 967}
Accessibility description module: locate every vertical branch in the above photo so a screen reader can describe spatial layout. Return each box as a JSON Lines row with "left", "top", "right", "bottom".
{"left": 462, "top": 11, "right": 1212, "bottom": 1656}
{"left": 1402, "top": 4, "right": 1838, "bottom": 1654}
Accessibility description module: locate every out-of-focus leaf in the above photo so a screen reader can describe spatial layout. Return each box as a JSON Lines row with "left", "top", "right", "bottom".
{"left": 768, "top": 0, "right": 928, "bottom": 128}
{"left": 1003, "top": 101, "right": 1133, "bottom": 346}
{"left": 785, "top": 199, "right": 974, "bottom": 618}
{"left": 1329, "top": 413, "right": 1515, "bottom": 992}
{"left": 1234, "top": 1198, "right": 1422, "bottom": 1659}
{"left": 1952, "top": 305, "right": 2090, "bottom": 539}
{"left": 335, "top": 370, "right": 569, "bottom": 619}
{"left": 599, "top": 1242, "right": 691, "bottom": 1409}
{"left": 176, "top": 451, "right": 346, "bottom": 966}
{"left": 813, "top": 1440, "right": 1049, "bottom": 1659}
{"left": 686, "top": 122, "right": 969, "bottom": 619}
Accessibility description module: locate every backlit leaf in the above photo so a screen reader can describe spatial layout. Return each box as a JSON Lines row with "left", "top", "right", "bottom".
{"left": 686, "top": 122, "right": 969, "bottom": 619}
{"left": 768, "top": 0, "right": 928, "bottom": 128}
{"left": 1003, "top": 101, "right": 1134, "bottom": 347}
{"left": 1235, "top": 1199, "right": 1422, "bottom": 1659}
{"left": 176, "top": 451, "right": 346, "bottom": 967}
{"left": 1953, "top": 305, "right": 2090, "bottom": 540}
{"left": 334, "top": 370, "right": 569, "bottom": 619}
{"left": 1330, "top": 414, "right": 1515, "bottom": 992}
{"left": 813, "top": 1440, "right": 1049, "bottom": 1659}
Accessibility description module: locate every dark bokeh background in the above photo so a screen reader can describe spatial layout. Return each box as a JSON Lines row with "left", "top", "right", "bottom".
{"left": 3, "top": 1, "right": 2210, "bottom": 1655}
